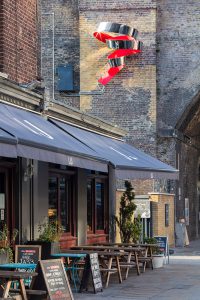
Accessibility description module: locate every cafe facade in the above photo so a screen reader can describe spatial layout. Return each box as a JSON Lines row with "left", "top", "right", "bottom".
{"left": 0, "top": 78, "right": 178, "bottom": 249}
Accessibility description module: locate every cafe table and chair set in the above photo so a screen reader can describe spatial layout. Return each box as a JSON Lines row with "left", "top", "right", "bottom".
{"left": 0, "top": 242, "right": 157, "bottom": 299}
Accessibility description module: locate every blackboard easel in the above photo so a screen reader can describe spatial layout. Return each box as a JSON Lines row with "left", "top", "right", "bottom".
{"left": 15, "top": 245, "right": 41, "bottom": 264}
{"left": 79, "top": 253, "right": 103, "bottom": 294}
{"left": 31, "top": 259, "right": 74, "bottom": 300}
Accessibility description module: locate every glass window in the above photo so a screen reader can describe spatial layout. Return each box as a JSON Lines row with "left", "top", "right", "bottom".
{"left": 165, "top": 204, "right": 169, "bottom": 227}
{"left": 60, "top": 177, "right": 70, "bottom": 232}
{"left": 96, "top": 182, "right": 104, "bottom": 230}
{"left": 48, "top": 174, "right": 73, "bottom": 234}
{"left": 48, "top": 176, "right": 58, "bottom": 222}
{"left": 87, "top": 181, "right": 93, "bottom": 232}
{"left": 87, "top": 178, "right": 107, "bottom": 233}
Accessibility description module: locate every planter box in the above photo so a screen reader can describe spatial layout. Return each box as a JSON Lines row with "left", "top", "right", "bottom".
{"left": 152, "top": 255, "right": 164, "bottom": 268}
{"left": 26, "top": 241, "right": 60, "bottom": 260}
{"left": 0, "top": 249, "right": 10, "bottom": 264}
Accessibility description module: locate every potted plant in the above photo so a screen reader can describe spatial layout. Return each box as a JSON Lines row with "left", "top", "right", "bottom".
{"left": 144, "top": 237, "right": 164, "bottom": 268}
{"left": 27, "top": 218, "right": 62, "bottom": 259}
{"left": 115, "top": 181, "right": 142, "bottom": 243}
{"left": 0, "top": 223, "right": 18, "bottom": 263}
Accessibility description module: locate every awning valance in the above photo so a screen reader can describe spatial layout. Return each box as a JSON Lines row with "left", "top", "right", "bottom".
{"left": 49, "top": 119, "right": 179, "bottom": 180}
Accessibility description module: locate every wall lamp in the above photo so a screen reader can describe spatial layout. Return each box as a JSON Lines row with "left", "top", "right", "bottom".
{"left": 24, "top": 164, "right": 34, "bottom": 182}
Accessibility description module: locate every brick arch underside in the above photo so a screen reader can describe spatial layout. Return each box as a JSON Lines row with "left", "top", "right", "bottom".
{"left": 176, "top": 91, "right": 200, "bottom": 239}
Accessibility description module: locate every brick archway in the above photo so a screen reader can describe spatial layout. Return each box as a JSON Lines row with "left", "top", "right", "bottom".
{"left": 175, "top": 90, "right": 200, "bottom": 240}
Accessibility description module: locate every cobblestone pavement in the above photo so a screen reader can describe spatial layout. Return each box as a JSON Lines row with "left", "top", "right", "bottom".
{"left": 74, "top": 240, "right": 200, "bottom": 300}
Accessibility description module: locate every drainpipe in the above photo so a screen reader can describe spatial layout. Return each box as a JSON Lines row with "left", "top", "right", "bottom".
{"left": 41, "top": 12, "right": 55, "bottom": 102}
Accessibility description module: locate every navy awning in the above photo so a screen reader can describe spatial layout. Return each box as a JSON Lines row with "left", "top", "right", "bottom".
{"left": 0, "top": 128, "right": 17, "bottom": 157}
{"left": 0, "top": 103, "right": 107, "bottom": 171}
{"left": 49, "top": 119, "right": 179, "bottom": 180}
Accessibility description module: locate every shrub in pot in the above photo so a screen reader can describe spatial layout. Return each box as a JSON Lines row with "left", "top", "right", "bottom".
{"left": 144, "top": 237, "right": 164, "bottom": 268}
{"left": 115, "top": 181, "right": 142, "bottom": 243}
{"left": 27, "top": 219, "right": 62, "bottom": 259}
{"left": 0, "top": 223, "right": 18, "bottom": 263}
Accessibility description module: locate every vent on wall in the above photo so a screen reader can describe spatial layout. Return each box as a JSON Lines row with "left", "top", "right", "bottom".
{"left": 57, "top": 65, "right": 74, "bottom": 91}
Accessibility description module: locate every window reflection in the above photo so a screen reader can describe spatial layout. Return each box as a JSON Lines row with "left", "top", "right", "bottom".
{"left": 96, "top": 183, "right": 104, "bottom": 230}
{"left": 87, "top": 179, "right": 106, "bottom": 233}
{"left": 48, "top": 175, "right": 72, "bottom": 233}
{"left": 87, "top": 181, "right": 92, "bottom": 231}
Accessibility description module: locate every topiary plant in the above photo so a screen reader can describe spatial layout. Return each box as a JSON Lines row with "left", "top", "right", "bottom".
{"left": 115, "top": 181, "right": 142, "bottom": 243}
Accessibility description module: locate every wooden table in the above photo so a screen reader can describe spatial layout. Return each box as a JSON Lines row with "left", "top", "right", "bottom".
{"left": 63, "top": 249, "right": 124, "bottom": 288}
{"left": 91, "top": 243, "right": 158, "bottom": 273}
{"left": 0, "top": 270, "right": 37, "bottom": 299}
{"left": 71, "top": 245, "right": 144, "bottom": 277}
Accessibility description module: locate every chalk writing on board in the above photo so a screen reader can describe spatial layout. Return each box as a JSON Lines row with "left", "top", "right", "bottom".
{"left": 15, "top": 245, "right": 41, "bottom": 264}
{"left": 80, "top": 253, "right": 103, "bottom": 294}
{"left": 32, "top": 259, "right": 73, "bottom": 300}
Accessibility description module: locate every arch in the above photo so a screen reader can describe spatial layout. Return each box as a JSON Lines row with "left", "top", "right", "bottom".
{"left": 176, "top": 90, "right": 200, "bottom": 137}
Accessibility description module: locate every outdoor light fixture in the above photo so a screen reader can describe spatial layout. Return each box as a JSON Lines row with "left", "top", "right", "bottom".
{"left": 24, "top": 164, "right": 34, "bottom": 181}
{"left": 93, "top": 22, "right": 142, "bottom": 85}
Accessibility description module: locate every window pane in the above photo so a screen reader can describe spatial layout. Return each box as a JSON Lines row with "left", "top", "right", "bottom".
{"left": 48, "top": 177, "right": 58, "bottom": 222}
{"left": 87, "top": 181, "right": 93, "bottom": 231}
{"left": 96, "top": 182, "right": 104, "bottom": 230}
{"left": 60, "top": 177, "right": 70, "bottom": 232}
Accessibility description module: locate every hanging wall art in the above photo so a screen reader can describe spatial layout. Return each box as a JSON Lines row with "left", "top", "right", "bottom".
{"left": 93, "top": 22, "right": 142, "bottom": 85}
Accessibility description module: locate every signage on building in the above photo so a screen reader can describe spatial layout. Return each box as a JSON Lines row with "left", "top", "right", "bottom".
{"left": 134, "top": 196, "right": 150, "bottom": 218}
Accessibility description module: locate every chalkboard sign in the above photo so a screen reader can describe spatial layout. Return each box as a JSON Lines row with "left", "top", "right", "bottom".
{"left": 80, "top": 253, "right": 103, "bottom": 294}
{"left": 15, "top": 245, "right": 41, "bottom": 264}
{"left": 154, "top": 236, "right": 169, "bottom": 264}
{"left": 31, "top": 259, "right": 73, "bottom": 300}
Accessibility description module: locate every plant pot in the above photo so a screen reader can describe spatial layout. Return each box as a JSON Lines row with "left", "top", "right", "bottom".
{"left": 0, "top": 249, "right": 10, "bottom": 263}
{"left": 152, "top": 255, "right": 164, "bottom": 268}
{"left": 26, "top": 241, "right": 60, "bottom": 260}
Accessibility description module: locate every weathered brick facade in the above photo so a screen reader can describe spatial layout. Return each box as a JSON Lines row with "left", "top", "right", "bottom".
{"left": 79, "top": 1, "right": 157, "bottom": 155}
{"left": 157, "top": 1, "right": 200, "bottom": 239}
{"left": 37, "top": 0, "right": 200, "bottom": 239}
{"left": 0, "top": 0, "right": 38, "bottom": 83}
{"left": 150, "top": 193, "right": 175, "bottom": 246}
{"left": 40, "top": 0, "right": 80, "bottom": 108}
{"left": 2, "top": 0, "right": 199, "bottom": 240}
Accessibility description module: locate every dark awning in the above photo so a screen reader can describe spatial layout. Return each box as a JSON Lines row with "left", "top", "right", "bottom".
{"left": 49, "top": 119, "right": 179, "bottom": 180}
{"left": 0, "top": 128, "right": 17, "bottom": 158}
{"left": 0, "top": 103, "right": 107, "bottom": 171}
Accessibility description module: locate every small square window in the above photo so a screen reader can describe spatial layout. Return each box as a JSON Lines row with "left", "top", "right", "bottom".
{"left": 165, "top": 204, "right": 169, "bottom": 227}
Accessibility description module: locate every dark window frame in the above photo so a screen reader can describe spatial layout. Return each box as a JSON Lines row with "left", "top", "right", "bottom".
{"left": 87, "top": 176, "right": 108, "bottom": 235}
{"left": 48, "top": 170, "right": 76, "bottom": 237}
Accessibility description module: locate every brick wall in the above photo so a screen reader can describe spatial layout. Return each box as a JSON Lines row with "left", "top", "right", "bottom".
{"left": 79, "top": 1, "right": 157, "bottom": 155}
{"left": 38, "top": 0, "right": 200, "bottom": 240}
{"left": 40, "top": 0, "right": 80, "bottom": 108}
{"left": 157, "top": 1, "right": 200, "bottom": 239}
{"left": 150, "top": 193, "right": 175, "bottom": 246}
{"left": 0, "top": 0, "right": 38, "bottom": 83}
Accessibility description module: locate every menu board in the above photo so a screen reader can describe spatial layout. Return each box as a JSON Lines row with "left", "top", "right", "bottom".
{"left": 154, "top": 236, "right": 169, "bottom": 263}
{"left": 80, "top": 253, "right": 103, "bottom": 294}
{"left": 31, "top": 259, "right": 73, "bottom": 300}
{"left": 15, "top": 245, "right": 41, "bottom": 264}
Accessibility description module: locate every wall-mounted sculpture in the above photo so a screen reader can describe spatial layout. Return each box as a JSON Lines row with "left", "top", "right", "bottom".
{"left": 93, "top": 22, "right": 142, "bottom": 85}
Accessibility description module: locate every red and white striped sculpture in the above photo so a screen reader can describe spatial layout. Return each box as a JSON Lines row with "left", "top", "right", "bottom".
{"left": 93, "top": 22, "right": 142, "bottom": 85}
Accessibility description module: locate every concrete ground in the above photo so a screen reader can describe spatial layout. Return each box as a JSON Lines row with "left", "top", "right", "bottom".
{"left": 74, "top": 240, "right": 200, "bottom": 300}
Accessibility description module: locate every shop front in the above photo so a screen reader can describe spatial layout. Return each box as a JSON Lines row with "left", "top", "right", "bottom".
{"left": 0, "top": 80, "right": 179, "bottom": 251}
